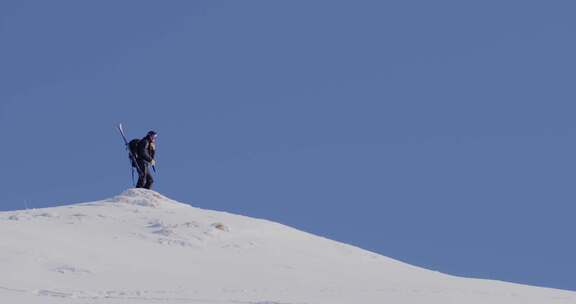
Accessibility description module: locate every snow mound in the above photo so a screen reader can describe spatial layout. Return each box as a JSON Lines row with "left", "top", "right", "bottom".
{"left": 0, "top": 190, "right": 574, "bottom": 304}
{"left": 106, "top": 188, "right": 190, "bottom": 208}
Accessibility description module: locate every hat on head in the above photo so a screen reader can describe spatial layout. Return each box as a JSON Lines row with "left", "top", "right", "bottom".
{"left": 147, "top": 130, "right": 157, "bottom": 137}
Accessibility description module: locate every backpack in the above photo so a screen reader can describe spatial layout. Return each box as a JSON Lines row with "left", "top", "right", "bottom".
{"left": 128, "top": 138, "right": 140, "bottom": 167}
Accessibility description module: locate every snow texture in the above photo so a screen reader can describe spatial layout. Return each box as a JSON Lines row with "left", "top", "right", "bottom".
{"left": 0, "top": 188, "right": 574, "bottom": 303}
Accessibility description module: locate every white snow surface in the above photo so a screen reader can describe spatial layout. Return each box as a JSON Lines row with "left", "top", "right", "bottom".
{"left": 0, "top": 189, "right": 574, "bottom": 304}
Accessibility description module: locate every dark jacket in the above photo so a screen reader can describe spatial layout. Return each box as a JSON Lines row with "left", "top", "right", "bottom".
{"left": 137, "top": 136, "right": 155, "bottom": 163}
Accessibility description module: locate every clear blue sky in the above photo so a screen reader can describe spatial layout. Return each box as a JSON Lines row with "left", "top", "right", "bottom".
{"left": 1, "top": 0, "right": 575, "bottom": 291}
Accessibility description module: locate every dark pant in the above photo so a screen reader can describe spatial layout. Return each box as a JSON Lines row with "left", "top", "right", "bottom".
{"left": 136, "top": 160, "right": 154, "bottom": 189}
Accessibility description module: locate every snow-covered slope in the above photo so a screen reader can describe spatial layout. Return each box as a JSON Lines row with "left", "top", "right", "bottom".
{"left": 0, "top": 189, "right": 574, "bottom": 304}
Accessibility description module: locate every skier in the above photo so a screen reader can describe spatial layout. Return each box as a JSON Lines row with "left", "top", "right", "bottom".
{"left": 135, "top": 130, "right": 157, "bottom": 189}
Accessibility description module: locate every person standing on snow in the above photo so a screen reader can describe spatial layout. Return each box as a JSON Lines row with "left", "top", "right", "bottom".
{"left": 136, "top": 130, "right": 157, "bottom": 189}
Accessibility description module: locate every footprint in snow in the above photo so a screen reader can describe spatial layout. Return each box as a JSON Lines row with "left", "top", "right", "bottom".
{"left": 35, "top": 289, "right": 74, "bottom": 298}
{"left": 52, "top": 265, "right": 93, "bottom": 275}
{"left": 211, "top": 222, "right": 230, "bottom": 232}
